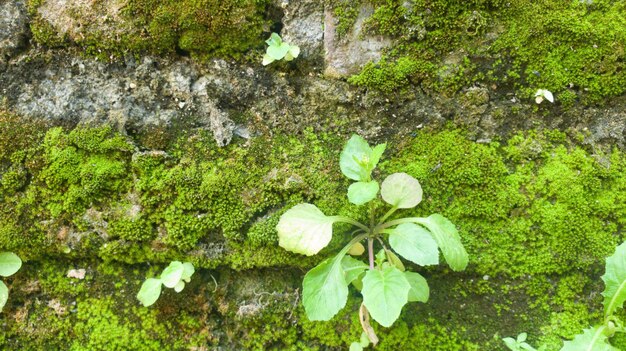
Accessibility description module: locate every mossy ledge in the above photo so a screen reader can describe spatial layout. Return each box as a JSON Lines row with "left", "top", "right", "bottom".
{"left": 0, "top": 111, "right": 624, "bottom": 349}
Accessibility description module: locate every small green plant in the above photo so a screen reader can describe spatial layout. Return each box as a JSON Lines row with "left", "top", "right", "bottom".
{"left": 262, "top": 33, "right": 300, "bottom": 66}
{"left": 0, "top": 252, "right": 22, "bottom": 312}
{"left": 136, "top": 261, "right": 195, "bottom": 307}
{"left": 276, "top": 135, "right": 469, "bottom": 347}
{"left": 503, "top": 333, "right": 546, "bottom": 351}
{"left": 504, "top": 241, "right": 626, "bottom": 351}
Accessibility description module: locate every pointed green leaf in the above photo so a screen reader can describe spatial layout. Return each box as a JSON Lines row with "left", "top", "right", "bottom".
{"left": 302, "top": 255, "right": 348, "bottom": 321}
{"left": 375, "top": 249, "right": 386, "bottom": 267}
{"left": 342, "top": 256, "right": 368, "bottom": 284}
{"left": 601, "top": 241, "right": 626, "bottom": 317}
{"left": 181, "top": 262, "right": 195, "bottom": 283}
{"left": 0, "top": 281, "right": 8, "bottom": 312}
{"left": 262, "top": 54, "right": 275, "bottom": 66}
{"left": 388, "top": 223, "right": 439, "bottom": 266}
{"left": 160, "top": 261, "right": 184, "bottom": 288}
{"left": 0, "top": 252, "right": 22, "bottom": 277}
{"left": 371, "top": 144, "right": 386, "bottom": 168}
{"left": 381, "top": 173, "right": 423, "bottom": 208}
{"left": 288, "top": 45, "right": 300, "bottom": 58}
{"left": 348, "top": 181, "right": 379, "bottom": 205}
{"left": 560, "top": 326, "right": 618, "bottom": 351}
{"left": 174, "top": 281, "right": 185, "bottom": 293}
{"left": 405, "top": 271, "right": 429, "bottom": 302}
{"left": 362, "top": 266, "right": 411, "bottom": 327}
{"left": 277, "top": 203, "right": 337, "bottom": 256}
{"left": 340, "top": 135, "right": 379, "bottom": 181}
{"left": 265, "top": 32, "right": 282, "bottom": 46}
{"left": 518, "top": 333, "right": 528, "bottom": 342}
{"left": 267, "top": 42, "right": 291, "bottom": 60}
{"left": 417, "top": 214, "right": 468, "bottom": 271}
{"left": 503, "top": 337, "right": 518, "bottom": 350}
{"left": 385, "top": 249, "right": 405, "bottom": 271}
{"left": 137, "top": 278, "right": 162, "bottom": 307}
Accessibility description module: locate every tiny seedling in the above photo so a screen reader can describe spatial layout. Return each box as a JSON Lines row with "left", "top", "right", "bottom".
{"left": 503, "top": 333, "right": 546, "bottom": 351}
{"left": 505, "top": 241, "right": 626, "bottom": 351}
{"left": 276, "top": 135, "right": 469, "bottom": 347}
{"left": 137, "top": 261, "right": 195, "bottom": 307}
{"left": 534, "top": 89, "right": 554, "bottom": 104}
{"left": 0, "top": 252, "right": 22, "bottom": 312}
{"left": 262, "top": 33, "right": 300, "bottom": 66}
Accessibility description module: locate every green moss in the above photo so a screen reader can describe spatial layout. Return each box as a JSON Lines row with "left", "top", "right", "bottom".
{"left": 345, "top": 0, "right": 626, "bottom": 104}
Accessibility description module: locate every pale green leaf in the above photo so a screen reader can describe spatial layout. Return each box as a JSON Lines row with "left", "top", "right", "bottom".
{"left": 560, "top": 326, "right": 618, "bottom": 351}
{"left": 181, "top": 262, "right": 195, "bottom": 283}
{"left": 348, "top": 181, "right": 379, "bottom": 205}
{"left": 388, "top": 223, "right": 439, "bottom": 266}
{"left": 348, "top": 242, "right": 365, "bottom": 256}
{"left": 601, "top": 241, "right": 626, "bottom": 317}
{"left": 0, "top": 281, "right": 8, "bottom": 312}
{"left": 342, "top": 256, "right": 368, "bottom": 284}
{"left": 503, "top": 337, "right": 518, "bottom": 350}
{"left": 417, "top": 214, "right": 468, "bottom": 271}
{"left": 265, "top": 32, "right": 282, "bottom": 46}
{"left": 375, "top": 249, "right": 386, "bottom": 267}
{"left": 359, "top": 331, "right": 370, "bottom": 347}
{"left": 0, "top": 252, "right": 22, "bottom": 277}
{"left": 288, "top": 45, "right": 300, "bottom": 58}
{"left": 385, "top": 249, "right": 405, "bottom": 271}
{"left": 267, "top": 42, "right": 291, "bottom": 60}
{"left": 262, "top": 54, "right": 275, "bottom": 66}
{"left": 370, "top": 144, "right": 386, "bottom": 168}
{"left": 350, "top": 342, "right": 363, "bottom": 351}
{"left": 137, "top": 278, "right": 162, "bottom": 307}
{"left": 518, "top": 333, "right": 528, "bottom": 342}
{"left": 340, "top": 135, "right": 377, "bottom": 181}
{"left": 160, "top": 261, "right": 184, "bottom": 288}
{"left": 381, "top": 173, "right": 422, "bottom": 208}
{"left": 277, "top": 203, "right": 336, "bottom": 256}
{"left": 302, "top": 255, "right": 348, "bottom": 321}
{"left": 362, "top": 266, "right": 410, "bottom": 327}
{"left": 174, "top": 281, "right": 185, "bottom": 293}
{"left": 405, "top": 271, "right": 429, "bottom": 302}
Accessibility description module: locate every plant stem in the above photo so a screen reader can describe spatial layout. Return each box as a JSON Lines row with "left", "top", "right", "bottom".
{"left": 373, "top": 217, "right": 424, "bottom": 234}
{"left": 333, "top": 216, "right": 370, "bottom": 232}
{"left": 368, "top": 238, "right": 375, "bottom": 270}
{"left": 378, "top": 206, "right": 398, "bottom": 224}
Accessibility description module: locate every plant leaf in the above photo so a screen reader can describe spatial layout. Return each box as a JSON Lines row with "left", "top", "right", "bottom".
{"left": 302, "top": 254, "right": 348, "bottom": 321}
{"left": 385, "top": 249, "right": 405, "bottom": 271}
{"left": 601, "top": 241, "right": 626, "bottom": 317}
{"left": 0, "top": 252, "right": 22, "bottom": 277}
{"left": 160, "top": 261, "right": 184, "bottom": 288}
{"left": 342, "top": 256, "right": 368, "bottom": 284}
{"left": 380, "top": 173, "right": 423, "bottom": 208}
{"left": 350, "top": 342, "right": 363, "bottom": 351}
{"left": 359, "top": 331, "right": 371, "bottom": 347}
{"left": 267, "top": 42, "right": 291, "bottom": 60}
{"left": 137, "top": 278, "right": 162, "bottom": 307}
{"left": 277, "top": 203, "right": 336, "bottom": 256}
{"left": 417, "top": 214, "right": 468, "bottom": 271}
{"left": 503, "top": 337, "right": 518, "bottom": 350}
{"left": 181, "top": 262, "right": 195, "bottom": 283}
{"left": 0, "top": 281, "right": 8, "bottom": 312}
{"left": 288, "top": 45, "right": 300, "bottom": 58}
{"left": 359, "top": 303, "right": 379, "bottom": 346}
{"left": 560, "top": 326, "right": 618, "bottom": 351}
{"left": 348, "top": 181, "right": 379, "bottom": 205}
{"left": 388, "top": 223, "right": 439, "bottom": 266}
{"left": 348, "top": 242, "right": 365, "bottom": 256}
{"left": 361, "top": 266, "right": 411, "bottom": 327}
{"left": 405, "top": 271, "right": 429, "bottom": 302}
{"left": 340, "top": 135, "right": 379, "bottom": 181}
{"left": 174, "top": 281, "right": 185, "bottom": 293}
{"left": 266, "top": 32, "right": 282, "bottom": 46}
{"left": 262, "top": 54, "right": 275, "bottom": 66}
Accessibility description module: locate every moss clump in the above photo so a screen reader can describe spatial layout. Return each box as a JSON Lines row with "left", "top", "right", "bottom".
{"left": 27, "top": 0, "right": 270, "bottom": 60}
{"left": 345, "top": 0, "right": 626, "bottom": 104}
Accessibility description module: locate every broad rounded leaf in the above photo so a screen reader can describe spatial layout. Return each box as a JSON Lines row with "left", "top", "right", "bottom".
{"left": 381, "top": 173, "right": 423, "bottom": 208}
{"left": 0, "top": 281, "right": 8, "bottom": 311}
{"left": 418, "top": 214, "right": 468, "bottom": 271}
{"left": 342, "top": 256, "right": 368, "bottom": 285}
{"left": 350, "top": 342, "right": 363, "bottom": 351}
{"left": 160, "top": 261, "right": 184, "bottom": 288}
{"left": 181, "top": 262, "right": 195, "bottom": 283}
{"left": 340, "top": 135, "right": 384, "bottom": 181}
{"left": 267, "top": 42, "right": 291, "bottom": 60}
{"left": 405, "top": 271, "right": 429, "bottom": 303}
{"left": 601, "top": 241, "right": 626, "bottom": 317}
{"left": 0, "top": 252, "right": 22, "bottom": 277}
{"left": 137, "top": 278, "right": 162, "bottom": 307}
{"left": 348, "top": 181, "right": 379, "bottom": 205}
{"left": 277, "top": 204, "right": 336, "bottom": 256}
{"left": 362, "top": 266, "right": 410, "bottom": 327}
{"left": 174, "top": 281, "right": 185, "bottom": 293}
{"left": 388, "top": 223, "right": 439, "bottom": 266}
{"left": 560, "top": 326, "right": 618, "bottom": 351}
{"left": 302, "top": 255, "right": 349, "bottom": 321}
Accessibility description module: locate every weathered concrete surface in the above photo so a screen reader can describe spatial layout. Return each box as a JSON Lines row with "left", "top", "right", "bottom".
{"left": 0, "top": 0, "right": 29, "bottom": 61}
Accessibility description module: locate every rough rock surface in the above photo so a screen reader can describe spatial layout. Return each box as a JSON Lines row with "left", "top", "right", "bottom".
{"left": 279, "top": 0, "right": 324, "bottom": 61}
{"left": 0, "top": 0, "right": 29, "bottom": 61}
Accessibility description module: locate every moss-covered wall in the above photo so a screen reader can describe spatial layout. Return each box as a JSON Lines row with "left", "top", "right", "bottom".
{"left": 1, "top": 109, "right": 624, "bottom": 349}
